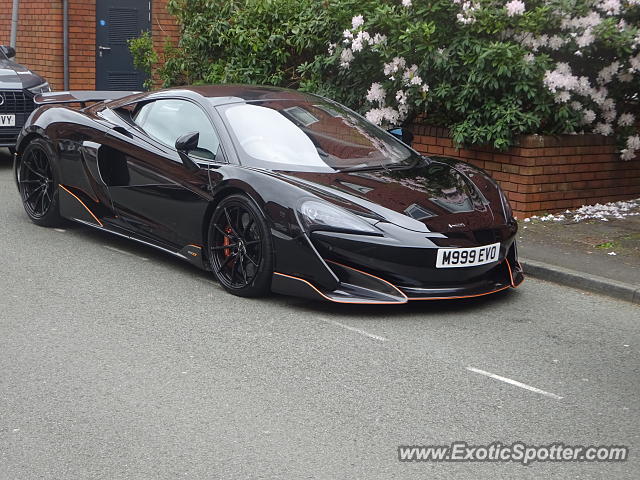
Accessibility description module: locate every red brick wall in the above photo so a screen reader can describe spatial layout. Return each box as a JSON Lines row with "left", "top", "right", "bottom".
{"left": 3, "top": 1, "right": 65, "bottom": 90}
{"left": 68, "top": 0, "right": 96, "bottom": 90}
{"left": 0, "top": 0, "right": 179, "bottom": 91}
{"left": 0, "top": 4, "right": 11, "bottom": 45}
{"left": 411, "top": 125, "right": 640, "bottom": 219}
{"left": 152, "top": 0, "right": 179, "bottom": 55}
{"left": 151, "top": 0, "right": 180, "bottom": 87}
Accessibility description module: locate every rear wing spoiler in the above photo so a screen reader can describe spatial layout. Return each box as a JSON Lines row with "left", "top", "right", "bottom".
{"left": 33, "top": 90, "right": 141, "bottom": 107}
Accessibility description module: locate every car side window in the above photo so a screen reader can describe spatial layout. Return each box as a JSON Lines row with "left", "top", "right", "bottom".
{"left": 133, "top": 99, "right": 220, "bottom": 160}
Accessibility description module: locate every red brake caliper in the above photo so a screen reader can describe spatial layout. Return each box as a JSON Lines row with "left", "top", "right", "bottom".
{"left": 222, "top": 226, "right": 233, "bottom": 258}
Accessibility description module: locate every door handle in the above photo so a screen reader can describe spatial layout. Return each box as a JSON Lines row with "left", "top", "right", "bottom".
{"left": 98, "top": 46, "right": 112, "bottom": 57}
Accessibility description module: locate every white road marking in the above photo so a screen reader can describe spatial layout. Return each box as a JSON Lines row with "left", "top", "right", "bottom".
{"left": 54, "top": 228, "right": 66, "bottom": 233}
{"left": 320, "top": 317, "right": 387, "bottom": 342}
{"left": 466, "top": 366, "right": 563, "bottom": 400}
{"left": 103, "top": 245, "right": 148, "bottom": 261}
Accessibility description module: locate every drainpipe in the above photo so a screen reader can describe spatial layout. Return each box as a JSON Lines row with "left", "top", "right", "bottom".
{"left": 63, "top": 0, "right": 69, "bottom": 90}
{"left": 10, "top": 0, "right": 20, "bottom": 49}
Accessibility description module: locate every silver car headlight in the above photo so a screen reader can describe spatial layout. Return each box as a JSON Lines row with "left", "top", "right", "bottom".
{"left": 28, "top": 82, "right": 51, "bottom": 94}
{"left": 299, "top": 200, "right": 381, "bottom": 235}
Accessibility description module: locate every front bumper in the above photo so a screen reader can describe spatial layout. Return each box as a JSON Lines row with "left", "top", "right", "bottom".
{"left": 271, "top": 224, "right": 524, "bottom": 304}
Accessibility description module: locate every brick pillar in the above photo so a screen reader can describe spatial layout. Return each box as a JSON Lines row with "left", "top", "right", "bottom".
{"left": 68, "top": 0, "right": 96, "bottom": 90}
{"left": 15, "top": 1, "right": 65, "bottom": 90}
{"left": 151, "top": 0, "right": 180, "bottom": 87}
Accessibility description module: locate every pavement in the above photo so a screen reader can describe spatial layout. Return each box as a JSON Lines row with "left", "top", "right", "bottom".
{"left": 1, "top": 147, "right": 639, "bottom": 479}
{"left": 517, "top": 205, "right": 640, "bottom": 304}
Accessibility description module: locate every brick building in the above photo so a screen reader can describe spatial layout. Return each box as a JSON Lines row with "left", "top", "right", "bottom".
{"left": 0, "top": 0, "right": 179, "bottom": 91}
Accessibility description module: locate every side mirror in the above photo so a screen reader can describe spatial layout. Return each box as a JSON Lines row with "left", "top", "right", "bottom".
{"left": 387, "top": 127, "right": 414, "bottom": 147}
{"left": 175, "top": 131, "right": 201, "bottom": 171}
{"left": 1, "top": 45, "right": 16, "bottom": 59}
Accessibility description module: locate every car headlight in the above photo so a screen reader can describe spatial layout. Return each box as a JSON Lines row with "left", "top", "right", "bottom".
{"left": 498, "top": 187, "right": 513, "bottom": 220}
{"left": 299, "top": 200, "right": 381, "bottom": 235}
{"left": 28, "top": 82, "right": 51, "bottom": 94}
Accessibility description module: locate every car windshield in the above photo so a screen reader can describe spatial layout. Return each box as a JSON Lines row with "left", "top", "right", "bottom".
{"left": 217, "top": 99, "right": 418, "bottom": 172}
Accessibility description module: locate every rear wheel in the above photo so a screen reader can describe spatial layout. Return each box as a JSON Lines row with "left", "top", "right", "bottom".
{"left": 207, "top": 194, "right": 273, "bottom": 297}
{"left": 17, "top": 138, "right": 64, "bottom": 227}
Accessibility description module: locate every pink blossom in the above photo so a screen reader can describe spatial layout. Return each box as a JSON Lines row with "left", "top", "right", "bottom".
{"left": 575, "top": 29, "right": 595, "bottom": 48}
{"left": 340, "top": 48, "right": 354, "bottom": 68}
{"left": 618, "top": 72, "right": 633, "bottom": 83}
{"left": 627, "top": 135, "right": 640, "bottom": 150}
{"left": 597, "top": 0, "right": 621, "bottom": 15}
{"left": 506, "top": 0, "right": 525, "bottom": 17}
{"left": 456, "top": 1, "right": 480, "bottom": 24}
{"left": 383, "top": 57, "right": 407, "bottom": 76}
{"left": 366, "top": 83, "right": 386, "bottom": 105}
{"left": 351, "top": 15, "right": 364, "bottom": 29}
{"left": 365, "top": 107, "right": 400, "bottom": 126}
{"left": 602, "top": 108, "right": 617, "bottom": 123}
{"left": 618, "top": 113, "right": 635, "bottom": 127}
{"left": 597, "top": 61, "right": 620, "bottom": 85}
{"left": 372, "top": 33, "right": 387, "bottom": 45}
{"left": 593, "top": 122, "right": 613, "bottom": 136}
{"left": 581, "top": 110, "right": 596, "bottom": 124}
{"left": 548, "top": 35, "right": 565, "bottom": 50}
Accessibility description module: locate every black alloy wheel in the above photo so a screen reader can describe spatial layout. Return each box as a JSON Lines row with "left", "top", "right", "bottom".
{"left": 18, "top": 138, "right": 63, "bottom": 227}
{"left": 208, "top": 194, "right": 273, "bottom": 297}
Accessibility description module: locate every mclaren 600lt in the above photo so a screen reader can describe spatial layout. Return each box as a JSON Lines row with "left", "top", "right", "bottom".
{"left": 13, "top": 85, "right": 523, "bottom": 304}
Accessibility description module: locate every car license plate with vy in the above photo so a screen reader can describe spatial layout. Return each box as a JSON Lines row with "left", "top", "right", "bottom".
{"left": 0, "top": 114, "right": 16, "bottom": 126}
{"left": 436, "top": 242, "right": 501, "bottom": 268}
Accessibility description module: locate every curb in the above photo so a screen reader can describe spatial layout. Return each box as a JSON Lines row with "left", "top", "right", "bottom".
{"left": 520, "top": 258, "right": 640, "bottom": 305}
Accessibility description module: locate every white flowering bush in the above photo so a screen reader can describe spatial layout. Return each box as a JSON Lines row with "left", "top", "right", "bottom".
{"left": 300, "top": 0, "right": 640, "bottom": 158}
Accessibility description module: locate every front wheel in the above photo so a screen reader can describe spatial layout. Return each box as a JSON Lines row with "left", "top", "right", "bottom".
{"left": 17, "top": 138, "right": 64, "bottom": 227}
{"left": 207, "top": 194, "right": 274, "bottom": 297}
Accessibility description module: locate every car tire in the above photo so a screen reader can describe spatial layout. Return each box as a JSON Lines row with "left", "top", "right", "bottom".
{"left": 207, "top": 194, "right": 274, "bottom": 297}
{"left": 17, "top": 138, "right": 64, "bottom": 227}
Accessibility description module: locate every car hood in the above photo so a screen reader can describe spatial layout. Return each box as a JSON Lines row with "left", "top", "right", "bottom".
{"left": 0, "top": 58, "right": 45, "bottom": 90}
{"left": 275, "top": 158, "right": 506, "bottom": 233}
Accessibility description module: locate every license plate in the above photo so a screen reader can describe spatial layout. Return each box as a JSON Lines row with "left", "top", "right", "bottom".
{"left": 0, "top": 114, "right": 16, "bottom": 126}
{"left": 436, "top": 242, "right": 501, "bottom": 268}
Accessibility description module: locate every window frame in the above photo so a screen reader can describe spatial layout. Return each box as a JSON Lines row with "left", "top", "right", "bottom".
{"left": 111, "top": 96, "right": 230, "bottom": 166}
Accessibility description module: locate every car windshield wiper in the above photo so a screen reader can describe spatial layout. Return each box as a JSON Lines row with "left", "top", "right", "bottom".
{"left": 336, "top": 161, "right": 418, "bottom": 173}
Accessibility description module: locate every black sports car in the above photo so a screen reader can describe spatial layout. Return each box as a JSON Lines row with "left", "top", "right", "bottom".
{"left": 13, "top": 85, "right": 523, "bottom": 304}
{"left": 0, "top": 45, "right": 50, "bottom": 149}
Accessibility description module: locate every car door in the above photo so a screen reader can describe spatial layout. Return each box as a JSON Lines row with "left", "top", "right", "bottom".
{"left": 97, "top": 98, "right": 223, "bottom": 248}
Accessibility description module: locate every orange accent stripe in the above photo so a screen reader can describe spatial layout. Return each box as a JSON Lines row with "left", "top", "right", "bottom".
{"left": 324, "top": 260, "right": 408, "bottom": 301}
{"left": 273, "top": 272, "right": 407, "bottom": 305}
{"left": 505, "top": 258, "right": 525, "bottom": 288}
{"left": 187, "top": 244, "right": 202, "bottom": 249}
{"left": 59, "top": 184, "right": 103, "bottom": 227}
{"left": 505, "top": 258, "right": 515, "bottom": 287}
{"left": 408, "top": 285, "right": 511, "bottom": 301}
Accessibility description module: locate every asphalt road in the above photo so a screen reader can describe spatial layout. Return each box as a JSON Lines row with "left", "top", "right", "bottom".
{"left": 1, "top": 148, "right": 639, "bottom": 479}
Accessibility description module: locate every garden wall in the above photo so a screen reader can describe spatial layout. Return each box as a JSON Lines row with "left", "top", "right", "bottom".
{"left": 410, "top": 124, "right": 640, "bottom": 219}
